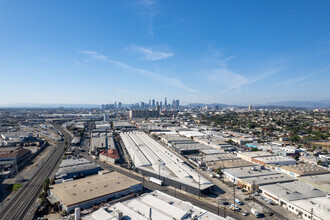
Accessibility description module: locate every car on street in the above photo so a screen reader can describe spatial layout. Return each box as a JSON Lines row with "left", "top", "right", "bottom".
{"left": 242, "top": 211, "right": 248, "bottom": 216}
{"left": 231, "top": 204, "right": 240, "bottom": 211}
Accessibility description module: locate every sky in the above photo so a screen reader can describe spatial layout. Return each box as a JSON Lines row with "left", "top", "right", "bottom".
{"left": 0, "top": 0, "right": 330, "bottom": 105}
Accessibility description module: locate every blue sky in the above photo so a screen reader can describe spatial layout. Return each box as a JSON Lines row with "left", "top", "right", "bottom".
{"left": 0, "top": 0, "right": 330, "bottom": 105}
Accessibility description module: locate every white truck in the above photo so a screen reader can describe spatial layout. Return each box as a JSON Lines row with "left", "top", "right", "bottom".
{"left": 251, "top": 208, "right": 260, "bottom": 218}
{"left": 149, "top": 177, "right": 163, "bottom": 186}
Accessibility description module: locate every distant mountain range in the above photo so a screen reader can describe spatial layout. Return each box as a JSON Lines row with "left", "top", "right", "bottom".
{"left": 0, "top": 103, "right": 102, "bottom": 108}
{"left": 264, "top": 100, "right": 330, "bottom": 108}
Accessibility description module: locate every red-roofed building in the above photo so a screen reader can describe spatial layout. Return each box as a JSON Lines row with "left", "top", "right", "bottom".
{"left": 99, "top": 149, "right": 119, "bottom": 164}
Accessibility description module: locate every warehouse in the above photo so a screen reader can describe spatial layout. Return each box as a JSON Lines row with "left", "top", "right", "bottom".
{"left": 120, "top": 132, "right": 213, "bottom": 195}
{"left": 260, "top": 182, "right": 328, "bottom": 220}
{"left": 113, "top": 121, "right": 136, "bottom": 129}
{"left": 223, "top": 166, "right": 277, "bottom": 183}
{"left": 207, "top": 158, "right": 256, "bottom": 170}
{"left": 236, "top": 151, "right": 273, "bottom": 162}
{"left": 55, "top": 158, "right": 102, "bottom": 180}
{"left": 82, "top": 190, "right": 225, "bottom": 220}
{"left": 49, "top": 171, "right": 142, "bottom": 213}
{"left": 252, "top": 155, "right": 296, "bottom": 167}
{"left": 160, "top": 134, "right": 195, "bottom": 145}
{"left": 171, "top": 142, "right": 211, "bottom": 155}
{"left": 99, "top": 149, "right": 119, "bottom": 164}
{"left": 277, "top": 163, "right": 330, "bottom": 178}
{"left": 237, "top": 174, "right": 295, "bottom": 192}
{"left": 298, "top": 174, "right": 330, "bottom": 194}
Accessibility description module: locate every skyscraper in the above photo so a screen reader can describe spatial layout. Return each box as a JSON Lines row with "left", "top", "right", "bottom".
{"left": 175, "top": 100, "right": 180, "bottom": 109}
{"left": 152, "top": 99, "right": 155, "bottom": 109}
{"left": 164, "top": 97, "right": 167, "bottom": 107}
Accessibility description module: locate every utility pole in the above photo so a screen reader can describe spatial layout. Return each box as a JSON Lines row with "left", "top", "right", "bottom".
{"left": 175, "top": 183, "right": 177, "bottom": 197}
{"left": 217, "top": 203, "right": 219, "bottom": 215}
{"left": 198, "top": 175, "right": 201, "bottom": 199}
{"left": 158, "top": 164, "right": 161, "bottom": 179}
{"left": 223, "top": 205, "right": 226, "bottom": 217}
{"left": 311, "top": 208, "right": 313, "bottom": 220}
{"left": 142, "top": 174, "right": 145, "bottom": 191}
{"left": 233, "top": 187, "right": 236, "bottom": 206}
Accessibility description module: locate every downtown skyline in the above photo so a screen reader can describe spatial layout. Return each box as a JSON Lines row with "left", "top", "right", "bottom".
{"left": 1, "top": 0, "right": 330, "bottom": 106}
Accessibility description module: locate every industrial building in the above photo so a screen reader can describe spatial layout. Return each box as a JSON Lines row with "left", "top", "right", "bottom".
{"left": 90, "top": 132, "right": 115, "bottom": 153}
{"left": 99, "top": 149, "right": 120, "bottom": 164}
{"left": 49, "top": 171, "right": 142, "bottom": 213}
{"left": 112, "top": 121, "right": 136, "bottom": 130}
{"left": 260, "top": 181, "right": 328, "bottom": 220}
{"left": 120, "top": 132, "right": 213, "bottom": 195}
{"left": 129, "top": 109, "right": 160, "bottom": 118}
{"left": 236, "top": 151, "right": 273, "bottom": 162}
{"left": 207, "top": 158, "right": 256, "bottom": 170}
{"left": 82, "top": 190, "right": 225, "bottom": 220}
{"left": 297, "top": 174, "right": 330, "bottom": 194}
{"left": 252, "top": 155, "right": 297, "bottom": 167}
{"left": 0, "top": 147, "right": 31, "bottom": 178}
{"left": 55, "top": 158, "right": 102, "bottom": 180}
{"left": 237, "top": 174, "right": 295, "bottom": 192}
{"left": 277, "top": 163, "right": 330, "bottom": 178}
{"left": 160, "top": 134, "right": 195, "bottom": 145}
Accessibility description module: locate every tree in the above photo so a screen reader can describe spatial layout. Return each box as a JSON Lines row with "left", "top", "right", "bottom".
{"left": 317, "top": 160, "right": 322, "bottom": 165}
{"left": 43, "top": 178, "right": 50, "bottom": 192}
{"left": 294, "top": 154, "right": 300, "bottom": 161}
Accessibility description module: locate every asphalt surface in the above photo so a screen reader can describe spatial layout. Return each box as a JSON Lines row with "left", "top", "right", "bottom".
{"left": 0, "top": 124, "right": 72, "bottom": 220}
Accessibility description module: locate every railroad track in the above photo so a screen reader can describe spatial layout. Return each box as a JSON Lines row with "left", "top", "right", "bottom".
{"left": 0, "top": 125, "right": 71, "bottom": 220}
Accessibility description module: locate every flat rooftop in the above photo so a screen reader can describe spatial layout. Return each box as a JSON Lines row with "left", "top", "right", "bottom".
{"left": 59, "top": 158, "right": 93, "bottom": 168}
{"left": 207, "top": 158, "right": 256, "bottom": 169}
{"left": 291, "top": 197, "right": 330, "bottom": 220}
{"left": 254, "top": 156, "right": 296, "bottom": 164}
{"left": 223, "top": 166, "right": 279, "bottom": 178}
{"left": 241, "top": 174, "right": 295, "bottom": 186}
{"left": 298, "top": 174, "right": 330, "bottom": 194}
{"left": 190, "top": 153, "right": 239, "bottom": 162}
{"left": 83, "top": 190, "right": 225, "bottom": 220}
{"left": 260, "top": 181, "right": 327, "bottom": 201}
{"left": 120, "top": 132, "right": 213, "bottom": 188}
{"left": 50, "top": 171, "right": 141, "bottom": 208}
{"left": 280, "top": 163, "right": 330, "bottom": 176}
{"left": 237, "top": 151, "right": 273, "bottom": 158}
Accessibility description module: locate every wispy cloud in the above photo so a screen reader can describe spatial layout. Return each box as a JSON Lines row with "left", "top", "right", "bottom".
{"left": 273, "top": 67, "right": 330, "bottom": 87}
{"left": 0, "top": 60, "right": 7, "bottom": 64}
{"left": 126, "top": 45, "right": 174, "bottom": 60}
{"left": 134, "top": 0, "right": 158, "bottom": 36}
{"left": 203, "top": 48, "right": 282, "bottom": 90}
{"left": 115, "top": 88, "right": 146, "bottom": 96}
{"left": 207, "top": 68, "right": 280, "bottom": 90}
{"left": 273, "top": 74, "right": 312, "bottom": 86}
{"left": 81, "top": 50, "right": 198, "bottom": 93}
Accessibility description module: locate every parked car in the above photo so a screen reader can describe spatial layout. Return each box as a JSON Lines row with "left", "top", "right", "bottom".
{"left": 222, "top": 201, "right": 229, "bottom": 205}
{"left": 242, "top": 211, "right": 249, "bottom": 216}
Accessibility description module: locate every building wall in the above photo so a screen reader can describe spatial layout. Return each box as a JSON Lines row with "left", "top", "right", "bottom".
{"left": 54, "top": 184, "right": 143, "bottom": 213}
{"left": 137, "top": 168, "right": 212, "bottom": 196}
{"left": 99, "top": 154, "right": 117, "bottom": 164}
